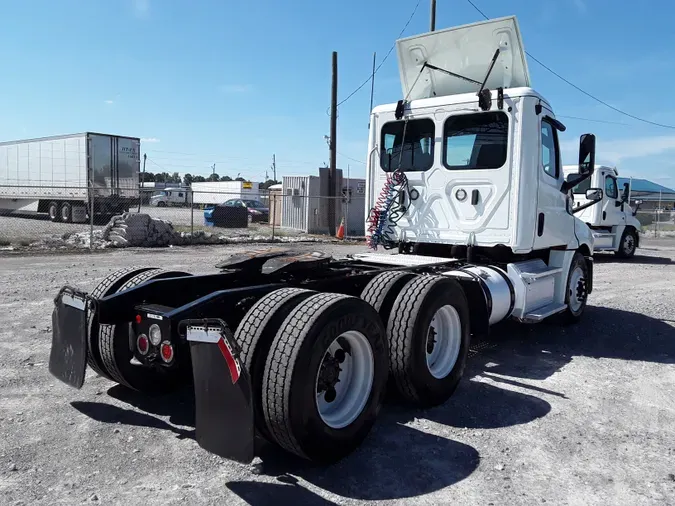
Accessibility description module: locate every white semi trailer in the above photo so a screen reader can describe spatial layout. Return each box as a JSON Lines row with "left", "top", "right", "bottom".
{"left": 0, "top": 132, "right": 140, "bottom": 222}
{"left": 49, "top": 17, "right": 604, "bottom": 466}
{"left": 563, "top": 165, "right": 642, "bottom": 257}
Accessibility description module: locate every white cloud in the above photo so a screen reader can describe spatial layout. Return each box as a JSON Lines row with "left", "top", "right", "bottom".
{"left": 132, "top": 0, "right": 150, "bottom": 18}
{"left": 141, "top": 137, "right": 160, "bottom": 143}
{"left": 219, "top": 84, "right": 252, "bottom": 94}
{"left": 104, "top": 99, "right": 114, "bottom": 105}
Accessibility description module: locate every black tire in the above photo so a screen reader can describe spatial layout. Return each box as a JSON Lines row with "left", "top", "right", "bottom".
{"left": 99, "top": 269, "right": 191, "bottom": 392}
{"left": 86, "top": 267, "right": 157, "bottom": 379}
{"left": 60, "top": 202, "right": 73, "bottom": 223}
{"left": 262, "top": 293, "right": 388, "bottom": 464}
{"left": 234, "top": 288, "right": 316, "bottom": 439}
{"left": 387, "top": 275, "right": 471, "bottom": 407}
{"left": 360, "top": 271, "right": 417, "bottom": 326}
{"left": 615, "top": 228, "right": 637, "bottom": 259}
{"left": 157, "top": 201, "right": 166, "bottom": 207}
{"left": 561, "top": 251, "right": 589, "bottom": 324}
{"left": 48, "top": 201, "right": 60, "bottom": 222}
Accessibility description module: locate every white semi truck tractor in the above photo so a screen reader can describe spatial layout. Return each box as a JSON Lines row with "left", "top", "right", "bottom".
{"left": 563, "top": 165, "right": 642, "bottom": 258}
{"left": 48, "top": 16, "right": 603, "bottom": 466}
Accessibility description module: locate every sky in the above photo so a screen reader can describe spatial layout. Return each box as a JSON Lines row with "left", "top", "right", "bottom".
{"left": 0, "top": 0, "right": 674, "bottom": 187}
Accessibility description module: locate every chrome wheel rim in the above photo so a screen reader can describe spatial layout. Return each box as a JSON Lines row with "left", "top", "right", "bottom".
{"left": 315, "top": 331, "right": 374, "bottom": 429}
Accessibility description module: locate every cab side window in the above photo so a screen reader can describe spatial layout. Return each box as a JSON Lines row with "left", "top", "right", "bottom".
{"left": 605, "top": 176, "right": 618, "bottom": 199}
{"left": 541, "top": 120, "right": 559, "bottom": 179}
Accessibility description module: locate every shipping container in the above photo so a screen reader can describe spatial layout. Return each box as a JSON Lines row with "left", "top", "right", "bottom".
{"left": 0, "top": 132, "right": 140, "bottom": 222}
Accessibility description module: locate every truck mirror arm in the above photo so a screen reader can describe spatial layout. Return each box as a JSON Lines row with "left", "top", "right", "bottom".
{"left": 572, "top": 193, "right": 603, "bottom": 214}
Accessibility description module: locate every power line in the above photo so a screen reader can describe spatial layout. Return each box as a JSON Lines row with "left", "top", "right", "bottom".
{"left": 335, "top": 0, "right": 421, "bottom": 109}
{"left": 558, "top": 115, "right": 632, "bottom": 126}
{"left": 465, "top": 0, "right": 675, "bottom": 130}
{"left": 338, "top": 152, "right": 366, "bottom": 165}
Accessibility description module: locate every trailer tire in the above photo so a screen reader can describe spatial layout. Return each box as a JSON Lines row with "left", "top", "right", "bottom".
{"left": 561, "top": 251, "right": 589, "bottom": 324}
{"left": 615, "top": 227, "right": 637, "bottom": 259}
{"left": 262, "top": 293, "right": 388, "bottom": 463}
{"left": 387, "top": 275, "right": 470, "bottom": 408}
{"left": 48, "top": 201, "right": 60, "bottom": 222}
{"left": 360, "top": 271, "right": 417, "bottom": 326}
{"left": 98, "top": 269, "right": 192, "bottom": 392}
{"left": 234, "top": 288, "right": 316, "bottom": 439}
{"left": 60, "top": 202, "right": 73, "bottom": 223}
{"left": 86, "top": 266, "right": 157, "bottom": 379}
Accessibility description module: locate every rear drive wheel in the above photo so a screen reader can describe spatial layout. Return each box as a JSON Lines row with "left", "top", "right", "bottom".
{"left": 262, "top": 293, "right": 388, "bottom": 463}
{"left": 98, "top": 269, "right": 191, "bottom": 392}
{"left": 561, "top": 252, "right": 589, "bottom": 323}
{"left": 60, "top": 202, "right": 73, "bottom": 223}
{"left": 360, "top": 271, "right": 417, "bottom": 326}
{"left": 615, "top": 228, "right": 637, "bottom": 258}
{"left": 48, "top": 201, "right": 60, "bottom": 222}
{"left": 87, "top": 267, "right": 157, "bottom": 379}
{"left": 234, "top": 287, "right": 316, "bottom": 439}
{"left": 387, "top": 275, "right": 470, "bottom": 407}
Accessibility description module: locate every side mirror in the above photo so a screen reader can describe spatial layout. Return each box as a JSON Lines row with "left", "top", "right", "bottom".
{"left": 622, "top": 182, "right": 630, "bottom": 202}
{"left": 578, "top": 134, "right": 596, "bottom": 176}
{"left": 586, "top": 188, "right": 603, "bottom": 202}
{"left": 573, "top": 187, "right": 603, "bottom": 214}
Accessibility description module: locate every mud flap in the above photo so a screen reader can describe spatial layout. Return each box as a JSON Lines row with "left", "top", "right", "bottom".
{"left": 184, "top": 319, "right": 254, "bottom": 464}
{"left": 48, "top": 287, "right": 91, "bottom": 389}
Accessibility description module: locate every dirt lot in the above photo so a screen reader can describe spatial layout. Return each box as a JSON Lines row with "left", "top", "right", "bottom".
{"left": 1, "top": 241, "right": 674, "bottom": 506}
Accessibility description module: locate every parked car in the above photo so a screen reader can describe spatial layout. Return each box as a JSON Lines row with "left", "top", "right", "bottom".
{"left": 204, "top": 199, "right": 269, "bottom": 225}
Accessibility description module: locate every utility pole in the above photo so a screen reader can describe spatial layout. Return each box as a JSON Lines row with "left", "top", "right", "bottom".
{"left": 368, "top": 52, "right": 376, "bottom": 129}
{"left": 271, "top": 154, "right": 276, "bottom": 182}
{"left": 211, "top": 163, "right": 216, "bottom": 176}
{"left": 430, "top": 0, "right": 436, "bottom": 31}
{"left": 138, "top": 153, "right": 147, "bottom": 213}
{"left": 328, "top": 51, "right": 338, "bottom": 236}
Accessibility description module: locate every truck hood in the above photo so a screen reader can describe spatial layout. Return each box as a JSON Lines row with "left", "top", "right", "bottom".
{"left": 396, "top": 16, "right": 530, "bottom": 100}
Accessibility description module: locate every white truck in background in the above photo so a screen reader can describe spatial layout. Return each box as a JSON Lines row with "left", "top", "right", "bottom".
{"left": 150, "top": 188, "right": 193, "bottom": 207}
{"left": 0, "top": 133, "right": 140, "bottom": 222}
{"left": 190, "top": 180, "right": 260, "bottom": 207}
{"left": 563, "top": 165, "right": 642, "bottom": 258}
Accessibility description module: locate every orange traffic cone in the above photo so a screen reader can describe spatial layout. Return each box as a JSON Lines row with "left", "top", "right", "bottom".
{"left": 336, "top": 217, "right": 345, "bottom": 239}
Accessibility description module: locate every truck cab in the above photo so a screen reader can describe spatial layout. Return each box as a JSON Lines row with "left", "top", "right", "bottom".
{"left": 563, "top": 165, "right": 641, "bottom": 258}
{"left": 150, "top": 189, "right": 191, "bottom": 207}
{"left": 366, "top": 16, "right": 597, "bottom": 262}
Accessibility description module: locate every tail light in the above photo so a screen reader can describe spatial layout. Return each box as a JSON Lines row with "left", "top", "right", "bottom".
{"left": 137, "top": 334, "right": 149, "bottom": 355}
{"left": 160, "top": 341, "right": 174, "bottom": 363}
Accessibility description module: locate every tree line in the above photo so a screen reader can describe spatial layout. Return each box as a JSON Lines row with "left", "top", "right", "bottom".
{"left": 140, "top": 171, "right": 279, "bottom": 189}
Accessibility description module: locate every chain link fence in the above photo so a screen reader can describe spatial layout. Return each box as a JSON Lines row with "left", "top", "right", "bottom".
{"left": 0, "top": 185, "right": 368, "bottom": 249}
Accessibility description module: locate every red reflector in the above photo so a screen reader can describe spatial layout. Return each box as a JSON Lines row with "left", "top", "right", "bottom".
{"left": 135, "top": 314, "right": 142, "bottom": 324}
{"left": 137, "top": 335, "right": 149, "bottom": 355}
{"left": 160, "top": 342, "right": 174, "bottom": 363}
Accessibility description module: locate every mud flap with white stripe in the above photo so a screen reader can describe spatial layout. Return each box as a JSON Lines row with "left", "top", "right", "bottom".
{"left": 49, "top": 287, "right": 91, "bottom": 389}
{"left": 184, "top": 319, "right": 254, "bottom": 464}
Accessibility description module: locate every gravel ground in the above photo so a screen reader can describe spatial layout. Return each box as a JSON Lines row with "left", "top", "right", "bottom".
{"left": 1, "top": 241, "right": 674, "bottom": 506}
{"left": 0, "top": 206, "right": 295, "bottom": 245}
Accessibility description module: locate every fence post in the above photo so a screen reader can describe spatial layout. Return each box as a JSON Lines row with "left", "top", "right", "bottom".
{"left": 190, "top": 189, "right": 194, "bottom": 243}
{"left": 89, "top": 184, "right": 94, "bottom": 251}
{"left": 272, "top": 192, "right": 276, "bottom": 241}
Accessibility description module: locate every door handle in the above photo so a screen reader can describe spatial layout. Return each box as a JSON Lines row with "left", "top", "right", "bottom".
{"left": 471, "top": 189, "right": 480, "bottom": 205}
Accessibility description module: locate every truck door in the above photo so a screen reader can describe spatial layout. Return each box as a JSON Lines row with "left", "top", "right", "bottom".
{"left": 601, "top": 172, "right": 625, "bottom": 227}
{"left": 533, "top": 114, "right": 574, "bottom": 249}
{"left": 89, "top": 134, "right": 114, "bottom": 198}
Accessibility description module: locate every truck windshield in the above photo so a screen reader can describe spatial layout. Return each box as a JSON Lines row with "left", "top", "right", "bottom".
{"left": 380, "top": 119, "right": 435, "bottom": 172}
{"left": 443, "top": 112, "right": 508, "bottom": 170}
